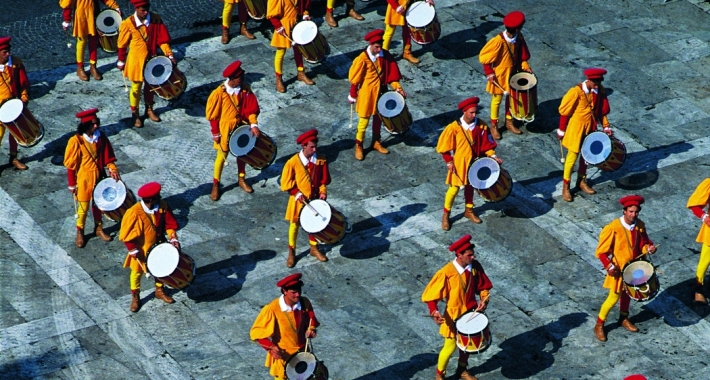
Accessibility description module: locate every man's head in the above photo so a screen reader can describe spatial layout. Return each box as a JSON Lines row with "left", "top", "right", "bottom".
{"left": 458, "top": 97, "right": 480, "bottom": 124}
{"left": 503, "top": 11, "right": 525, "bottom": 36}
{"left": 277, "top": 273, "right": 304, "bottom": 305}
{"left": 75, "top": 108, "right": 101, "bottom": 135}
{"left": 0, "top": 36, "right": 12, "bottom": 64}
{"left": 620, "top": 195, "right": 644, "bottom": 225}
{"left": 364, "top": 29, "right": 385, "bottom": 55}
{"left": 131, "top": 0, "right": 150, "bottom": 19}
{"left": 138, "top": 182, "right": 162, "bottom": 209}
{"left": 223, "top": 60, "right": 245, "bottom": 88}
{"left": 450, "top": 234, "right": 476, "bottom": 266}
{"left": 583, "top": 67, "right": 606, "bottom": 90}
{"left": 296, "top": 129, "right": 319, "bottom": 159}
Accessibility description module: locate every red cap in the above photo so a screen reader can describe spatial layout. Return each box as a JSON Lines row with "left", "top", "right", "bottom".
{"left": 75, "top": 108, "right": 99, "bottom": 123}
{"left": 584, "top": 68, "right": 607, "bottom": 81}
{"left": 0, "top": 36, "right": 11, "bottom": 51}
{"left": 137, "top": 182, "right": 162, "bottom": 199}
{"left": 457, "top": 97, "right": 480, "bottom": 112}
{"left": 623, "top": 375, "right": 647, "bottom": 380}
{"left": 223, "top": 60, "right": 244, "bottom": 79}
{"left": 296, "top": 129, "right": 318, "bottom": 145}
{"left": 449, "top": 234, "right": 474, "bottom": 254}
{"left": 130, "top": 0, "right": 150, "bottom": 7}
{"left": 364, "top": 29, "right": 385, "bottom": 44}
{"left": 619, "top": 195, "right": 645, "bottom": 208}
{"left": 503, "top": 11, "right": 525, "bottom": 29}
{"left": 277, "top": 273, "right": 303, "bottom": 288}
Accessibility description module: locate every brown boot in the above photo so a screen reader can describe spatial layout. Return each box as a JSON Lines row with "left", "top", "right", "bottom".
{"left": 441, "top": 210, "right": 450, "bottom": 231}
{"left": 210, "top": 181, "right": 220, "bottom": 201}
{"left": 346, "top": 2, "right": 364, "bottom": 20}
{"left": 132, "top": 109, "right": 143, "bottom": 128}
{"left": 275, "top": 75, "right": 286, "bottom": 93}
{"left": 459, "top": 369, "right": 479, "bottom": 380}
{"left": 594, "top": 320, "right": 607, "bottom": 342}
{"left": 240, "top": 23, "right": 255, "bottom": 39}
{"left": 221, "top": 27, "right": 230, "bottom": 44}
{"left": 310, "top": 244, "right": 328, "bottom": 262}
{"left": 75, "top": 228, "right": 85, "bottom": 248}
{"left": 619, "top": 315, "right": 638, "bottom": 332}
{"left": 354, "top": 142, "right": 364, "bottom": 161}
{"left": 287, "top": 246, "right": 296, "bottom": 268}
{"left": 402, "top": 45, "right": 420, "bottom": 64}
{"left": 94, "top": 224, "right": 112, "bottom": 242}
{"left": 76, "top": 65, "right": 89, "bottom": 81}
{"left": 434, "top": 371, "right": 445, "bottom": 380}
{"left": 154, "top": 286, "right": 175, "bottom": 304}
{"left": 9, "top": 153, "right": 27, "bottom": 170}
{"left": 297, "top": 71, "right": 315, "bottom": 85}
{"left": 130, "top": 291, "right": 141, "bottom": 312}
{"left": 89, "top": 63, "right": 103, "bottom": 80}
{"left": 145, "top": 104, "right": 161, "bottom": 122}
{"left": 371, "top": 135, "right": 389, "bottom": 154}
{"left": 325, "top": 11, "right": 338, "bottom": 27}
{"left": 562, "top": 181, "right": 572, "bottom": 202}
{"left": 576, "top": 176, "right": 596, "bottom": 195}
{"left": 238, "top": 176, "right": 253, "bottom": 193}
{"left": 695, "top": 292, "right": 708, "bottom": 304}
{"left": 463, "top": 207, "right": 482, "bottom": 224}
{"left": 505, "top": 118, "right": 522, "bottom": 134}
{"left": 489, "top": 120, "right": 501, "bottom": 140}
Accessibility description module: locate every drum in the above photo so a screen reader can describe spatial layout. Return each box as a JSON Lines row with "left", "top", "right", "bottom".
{"left": 243, "top": 0, "right": 267, "bottom": 19}
{"left": 377, "top": 91, "right": 412, "bottom": 134}
{"left": 146, "top": 243, "right": 197, "bottom": 290}
{"left": 228, "top": 125, "right": 277, "bottom": 170}
{"left": 299, "top": 199, "right": 347, "bottom": 245}
{"left": 405, "top": 2, "right": 441, "bottom": 45}
{"left": 455, "top": 312, "right": 491, "bottom": 353}
{"left": 92, "top": 178, "right": 136, "bottom": 222}
{"left": 0, "top": 98, "right": 44, "bottom": 148}
{"left": 581, "top": 131, "right": 627, "bottom": 172}
{"left": 285, "top": 352, "right": 329, "bottom": 380}
{"left": 96, "top": 9, "right": 121, "bottom": 53}
{"left": 508, "top": 71, "right": 537, "bottom": 123}
{"left": 292, "top": 21, "right": 330, "bottom": 64}
{"left": 622, "top": 259, "right": 660, "bottom": 302}
{"left": 144, "top": 56, "right": 188, "bottom": 101}
{"left": 467, "top": 157, "right": 512, "bottom": 202}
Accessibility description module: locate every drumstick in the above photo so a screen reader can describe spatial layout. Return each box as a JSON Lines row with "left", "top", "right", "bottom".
{"left": 121, "top": 74, "right": 129, "bottom": 93}
{"left": 492, "top": 80, "right": 508, "bottom": 96}
{"left": 138, "top": 259, "right": 152, "bottom": 279}
{"left": 64, "top": 28, "right": 72, "bottom": 49}
{"left": 72, "top": 194, "right": 78, "bottom": 219}
{"left": 465, "top": 311, "right": 481, "bottom": 323}
{"left": 302, "top": 199, "right": 322, "bottom": 218}
{"left": 349, "top": 103, "right": 353, "bottom": 129}
{"left": 559, "top": 140, "right": 565, "bottom": 163}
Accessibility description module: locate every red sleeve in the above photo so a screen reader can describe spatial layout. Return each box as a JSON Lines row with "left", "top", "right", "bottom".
{"left": 441, "top": 152, "right": 453, "bottom": 163}
{"left": 384, "top": 53, "right": 402, "bottom": 84}
{"left": 601, "top": 96, "right": 610, "bottom": 116}
{"left": 427, "top": 301, "right": 438, "bottom": 314}
{"left": 155, "top": 22, "right": 171, "bottom": 47}
{"left": 257, "top": 338, "right": 274, "bottom": 350}
{"left": 67, "top": 169, "right": 77, "bottom": 187}
{"left": 270, "top": 18, "right": 282, "bottom": 29}
{"left": 638, "top": 229, "right": 653, "bottom": 251}
{"left": 300, "top": 0, "right": 310, "bottom": 14}
{"left": 124, "top": 240, "right": 138, "bottom": 251}
{"left": 307, "top": 309, "right": 320, "bottom": 328}
{"left": 691, "top": 206, "right": 706, "bottom": 219}
{"left": 118, "top": 48, "right": 127, "bottom": 62}
{"left": 99, "top": 135, "right": 117, "bottom": 168}
{"left": 349, "top": 84, "right": 358, "bottom": 98}
{"left": 289, "top": 187, "right": 300, "bottom": 196}
{"left": 477, "top": 125, "right": 497, "bottom": 153}
{"left": 386, "top": 0, "right": 399, "bottom": 9}
{"left": 63, "top": 8, "right": 72, "bottom": 22}
{"left": 210, "top": 120, "right": 219, "bottom": 134}
{"left": 559, "top": 115, "right": 569, "bottom": 131}
{"left": 17, "top": 65, "right": 30, "bottom": 94}
{"left": 520, "top": 39, "right": 531, "bottom": 62}
{"left": 164, "top": 208, "right": 179, "bottom": 232}
{"left": 598, "top": 254, "right": 611, "bottom": 268}
{"left": 483, "top": 64, "right": 494, "bottom": 76}
{"left": 472, "top": 261, "right": 493, "bottom": 291}
{"left": 320, "top": 162, "right": 331, "bottom": 187}
{"left": 240, "top": 91, "right": 260, "bottom": 120}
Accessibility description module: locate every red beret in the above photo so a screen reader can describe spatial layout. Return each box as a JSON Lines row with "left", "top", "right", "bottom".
{"left": 503, "top": 11, "right": 525, "bottom": 29}
{"left": 75, "top": 108, "right": 99, "bottom": 123}
{"left": 296, "top": 129, "right": 318, "bottom": 145}
{"left": 619, "top": 195, "right": 645, "bottom": 208}
{"left": 623, "top": 376, "right": 647, "bottom": 380}
{"left": 364, "top": 29, "right": 385, "bottom": 44}
{"left": 0, "top": 36, "right": 11, "bottom": 51}
{"left": 137, "top": 182, "right": 162, "bottom": 199}
{"left": 584, "top": 67, "right": 607, "bottom": 81}
{"left": 449, "top": 234, "right": 474, "bottom": 254}
{"left": 457, "top": 97, "right": 480, "bottom": 112}
{"left": 222, "top": 60, "right": 244, "bottom": 79}
{"left": 277, "top": 273, "right": 303, "bottom": 288}
{"left": 130, "top": 0, "right": 150, "bottom": 7}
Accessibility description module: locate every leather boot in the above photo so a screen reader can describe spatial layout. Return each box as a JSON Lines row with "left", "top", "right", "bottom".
{"left": 505, "top": 118, "right": 522, "bottom": 134}
{"left": 434, "top": 371, "right": 445, "bottom": 380}
{"left": 695, "top": 292, "right": 708, "bottom": 304}
{"left": 76, "top": 65, "right": 89, "bottom": 81}
{"left": 75, "top": 228, "right": 85, "bottom": 248}
{"left": 286, "top": 246, "right": 296, "bottom": 268}
{"left": 346, "top": 2, "right": 364, "bottom": 20}
{"left": 238, "top": 176, "right": 253, "bottom": 193}
{"left": 402, "top": 45, "right": 420, "bottom": 64}
{"left": 89, "top": 63, "right": 103, "bottom": 80}
{"left": 154, "top": 286, "right": 175, "bottom": 304}
{"left": 594, "top": 320, "right": 607, "bottom": 342}
{"left": 9, "top": 153, "right": 27, "bottom": 170}
{"left": 354, "top": 142, "right": 364, "bottom": 161}
{"left": 221, "top": 27, "right": 230, "bottom": 44}
{"left": 459, "top": 370, "right": 479, "bottom": 380}
{"left": 210, "top": 181, "right": 220, "bottom": 201}
{"left": 240, "top": 23, "right": 255, "bottom": 39}
{"left": 297, "top": 71, "right": 315, "bottom": 85}
{"left": 325, "top": 11, "right": 338, "bottom": 27}
{"left": 576, "top": 176, "right": 596, "bottom": 195}
{"left": 441, "top": 210, "right": 450, "bottom": 231}
{"left": 145, "top": 104, "right": 161, "bottom": 122}
{"left": 275, "top": 75, "right": 286, "bottom": 93}
{"left": 132, "top": 109, "right": 143, "bottom": 128}
{"left": 310, "top": 244, "right": 328, "bottom": 262}
{"left": 94, "top": 224, "right": 112, "bottom": 242}
{"left": 371, "top": 134, "right": 389, "bottom": 154}
{"left": 489, "top": 120, "right": 501, "bottom": 140}
{"left": 562, "top": 181, "right": 572, "bottom": 202}
{"left": 619, "top": 315, "right": 638, "bottom": 332}
{"left": 463, "top": 207, "right": 482, "bottom": 224}
{"left": 130, "top": 291, "right": 141, "bottom": 312}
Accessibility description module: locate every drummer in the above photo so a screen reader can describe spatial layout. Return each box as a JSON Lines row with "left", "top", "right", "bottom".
{"left": 63, "top": 108, "right": 120, "bottom": 248}
{"left": 323, "top": 0, "right": 364, "bottom": 28}
{"left": 119, "top": 182, "right": 181, "bottom": 312}
{"left": 478, "top": 10, "right": 532, "bottom": 139}
{"left": 117, "top": 0, "right": 175, "bottom": 128}
{"left": 686, "top": 178, "right": 710, "bottom": 304}
{"left": 556, "top": 68, "right": 612, "bottom": 202}
{"left": 220, "top": 0, "right": 256, "bottom": 44}
{"left": 348, "top": 29, "right": 406, "bottom": 161}
{"left": 280, "top": 129, "right": 330, "bottom": 267}
{"left": 250, "top": 273, "right": 320, "bottom": 380}
{"left": 0, "top": 36, "right": 29, "bottom": 171}
{"left": 267, "top": 0, "right": 314, "bottom": 93}
{"left": 422, "top": 234, "right": 492, "bottom": 380}
{"left": 382, "top": 0, "right": 431, "bottom": 64}
{"left": 206, "top": 60, "right": 261, "bottom": 199}
{"left": 60, "top": 0, "right": 121, "bottom": 81}
{"left": 593, "top": 195, "right": 656, "bottom": 342}
{"left": 436, "top": 97, "right": 500, "bottom": 230}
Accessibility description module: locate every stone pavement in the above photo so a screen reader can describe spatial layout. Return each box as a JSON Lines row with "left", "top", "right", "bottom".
{"left": 2, "top": 0, "right": 710, "bottom": 379}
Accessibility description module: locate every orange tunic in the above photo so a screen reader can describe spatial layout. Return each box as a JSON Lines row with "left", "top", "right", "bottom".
{"left": 119, "top": 201, "right": 178, "bottom": 272}
{"left": 60, "top": 0, "right": 119, "bottom": 38}
{"left": 435, "top": 120, "right": 496, "bottom": 187}
{"left": 559, "top": 84, "right": 610, "bottom": 153}
{"left": 281, "top": 153, "right": 329, "bottom": 223}
{"left": 348, "top": 50, "right": 402, "bottom": 119}
{"left": 267, "top": 0, "right": 299, "bottom": 49}
{"left": 595, "top": 218, "right": 653, "bottom": 293}
{"left": 0, "top": 57, "right": 30, "bottom": 103}
{"left": 687, "top": 178, "right": 710, "bottom": 246}
{"left": 63, "top": 134, "right": 118, "bottom": 202}
{"left": 384, "top": 0, "right": 408, "bottom": 26}
{"left": 117, "top": 13, "right": 173, "bottom": 82}
{"left": 205, "top": 84, "right": 260, "bottom": 152}
{"left": 478, "top": 33, "right": 531, "bottom": 94}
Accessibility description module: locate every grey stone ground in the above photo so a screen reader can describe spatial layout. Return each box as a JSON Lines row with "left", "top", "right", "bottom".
{"left": 2, "top": 0, "right": 710, "bottom": 379}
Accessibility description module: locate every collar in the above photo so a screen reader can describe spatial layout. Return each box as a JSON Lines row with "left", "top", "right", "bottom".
{"left": 134, "top": 12, "right": 150, "bottom": 27}
{"left": 367, "top": 47, "right": 383, "bottom": 62}
{"left": 581, "top": 81, "right": 598, "bottom": 95}
{"left": 503, "top": 31, "right": 517, "bottom": 44}
{"left": 224, "top": 79, "right": 240, "bottom": 96}
{"left": 619, "top": 216, "right": 636, "bottom": 231}
{"left": 298, "top": 151, "right": 317, "bottom": 166}
{"left": 452, "top": 258, "right": 472, "bottom": 274}
{"left": 279, "top": 295, "right": 302, "bottom": 312}
{"left": 82, "top": 130, "right": 100, "bottom": 143}
{"left": 0, "top": 56, "right": 12, "bottom": 72}
{"left": 140, "top": 200, "right": 159, "bottom": 215}
{"left": 459, "top": 116, "right": 477, "bottom": 131}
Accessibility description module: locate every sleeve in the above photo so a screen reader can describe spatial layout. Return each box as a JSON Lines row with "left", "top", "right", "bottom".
{"left": 280, "top": 158, "right": 298, "bottom": 192}
{"left": 386, "top": 0, "right": 399, "bottom": 9}
{"left": 241, "top": 91, "right": 260, "bottom": 124}
{"left": 638, "top": 228, "right": 653, "bottom": 255}
{"left": 384, "top": 54, "right": 402, "bottom": 84}
{"left": 303, "top": 298, "right": 320, "bottom": 328}
{"left": 349, "top": 84, "right": 359, "bottom": 98}
{"left": 300, "top": 0, "right": 311, "bottom": 14}
{"left": 63, "top": 136, "right": 80, "bottom": 171}
{"left": 421, "top": 269, "right": 448, "bottom": 304}
{"left": 205, "top": 89, "right": 222, "bottom": 122}
{"left": 435, "top": 124, "right": 455, "bottom": 155}
{"left": 67, "top": 169, "right": 77, "bottom": 188}
{"left": 269, "top": 18, "right": 283, "bottom": 29}
{"left": 250, "top": 306, "right": 278, "bottom": 341}
{"left": 472, "top": 261, "right": 493, "bottom": 292}
{"left": 156, "top": 21, "right": 173, "bottom": 57}
{"left": 478, "top": 37, "right": 501, "bottom": 66}
{"left": 102, "top": 137, "right": 118, "bottom": 167}
{"left": 119, "top": 209, "right": 143, "bottom": 251}
{"left": 441, "top": 152, "right": 453, "bottom": 163}
{"left": 691, "top": 206, "right": 706, "bottom": 219}
{"left": 519, "top": 38, "right": 531, "bottom": 62}
{"left": 687, "top": 179, "right": 710, "bottom": 209}
{"left": 62, "top": 8, "right": 72, "bottom": 22}
{"left": 348, "top": 55, "right": 366, "bottom": 86}
{"left": 163, "top": 205, "right": 179, "bottom": 240}
{"left": 117, "top": 21, "right": 130, "bottom": 61}
{"left": 267, "top": 0, "right": 284, "bottom": 21}
{"left": 16, "top": 64, "right": 30, "bottom": 102}
{"left": 558, "top": 87, "right": 579, "bottom": 118}
{"left": 594, "top": 224, "right": 616, "bottom": 262}
{"left": 103, "top": 0, "right": 120, "bottom": 9}
{"left": 317, "top": 158, "right": 330, "bottom": 194}
{"left": 426, "top": 301, "right": 438, "bottom": 314}
{"left": 477, "top": 123, "right": 498, "bottom": 153}
{"left": 558, "top": 115, "right": 569, "bottom": 131}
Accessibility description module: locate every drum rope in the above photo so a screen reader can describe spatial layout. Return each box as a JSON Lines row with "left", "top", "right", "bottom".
{"left": 121, "top": 74, "right": 129, "bottom": 93}
{"left": 559, "top": 139, "right": 565, "bottom": 163}
{"left": 63, "top": 28, "right": 72, "bottom": 49}
{"left": 349, "top": 103, "right": 353, "bottom": 129}
{"left": 491, "top": 80, "right": 508, "bottom": 96}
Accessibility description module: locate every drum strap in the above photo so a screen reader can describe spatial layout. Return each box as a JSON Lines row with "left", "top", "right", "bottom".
{"left": 0, "top": 69, "right": 13, "bottom": 95}
{"left": 366, "top": 54, "right": 387, "bottom": 95}
{"left": 222, "top": 85, "right": 243, "bottom": 118}
{"left": 457, "top": 120, "right": 483, "bottom": 157}
{"left": 297, "top": 161, "right": 317, "bottom": 196}
{"left": 76, "top": 136, "right": 106, "bottom": 178}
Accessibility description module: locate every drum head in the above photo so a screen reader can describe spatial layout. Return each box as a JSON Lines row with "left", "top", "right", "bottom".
{"left": 0, "top": 99, "right": 23, "bottom": 123}
{"left": 455, "top": 312, "right": 489, "bottom": 334}
{"left": 377, "top": 92, "right": 405, "bottom": 118}
{"left": 228, "top": 125, "right": 257, "bottom": 157}
{"left": 144, "top": 56, "right": 173, "bottom": 86}
{"left": 146, "top": 243, "right": 180, "bottom": 278}
{"left": 96, "top": 9, "right": 121, "bottom": 34}
{"left": 509, "top": 72, "right": 537, "bottom": 91}
{"left": 406, "top": 2, "right": 436, "bottom": 27}
{"left": 581, "top": 131, "right": 612, "bottom": 165}
{"left": 286, "top": 352, "right": 317, "bottom": 380}
{"left": 292, "top": 21, "right": 318, "bottom": 45}
{"left": 623, "top": 261, "right": 654, "bottom": 286}
{"left": 93, "top": 178, "right": 127, "bottom": 211}
{"left": 300, "top": 199, "right": 332, "bottom": 234}
{"left": 468, "top": 157, "right": 501, "bottom": 190}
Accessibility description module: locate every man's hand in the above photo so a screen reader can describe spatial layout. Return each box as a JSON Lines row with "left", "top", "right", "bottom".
{"left": 109, "top": 170, "right": 120, "bottom": 181}
{"left": 250, "top": 126, "right": 260, "bottom": 137}
{"left": 305, "top": 329, "right": 317, "bottom": 338}
{"left": 395, "top": 88, "right": 407, "bottom": 98}
{"left": 268, "top": 346, "right": 285, "bottom": 360}
{"left": 492, "top": 156, "right": 503, "bottom": 165}
{"left": 648, "top": 244, "right": 657, "bottom": 254}
{"left": 68, "top": 187, "right": 76, "bottom": 195}
{"left": 606, "top": 264, "right": 620, "bottom": 277}
{"left": 319, "top": 193, "right": 327, "bottom": 200}
{"left": 348, "top": 95, "right": 357, "bottom": 104}
{"left": 302, "top": 14, "right": 311, "bottom": 21}
{"left": 556, "top": 129, "right": 565, "bottom": 140}
{"left": 431, "top": 310, "right": 445, "bottom": 325}
{"left": 396, "top": 5, "right": 406, "bottom": 15}
{"left": 425, "top": 0, "right": 435, "bottom": 5}
{"left": 212, "top": 134, "right": 221, "bottom": 143}
{"left": 603, "top": 126, "right": 613, "bottom": 136}
{"left": 170, "top": 240, "right": 181, "bottom": 250}
{"left": 129, "top": 250, "right": 138, "bottom": 257}
{"left": 446, "top": 161, "right": 455, "bottom": 173}
{"left": 169, "top": 56, "right": 177, "bottom": 65}
{"left": 704, "top": 215, "right": 710, "bottom": 228}
{"left": 475, "top": 300, "right": 488, "bottom": 312}
{"left": 117, "top": 61, "right": 125, "bottom": 71}
{"left": 276, "top": 27, "right": 285, "bottom": 36}
{"left": 487, "top": 74, "right": 496, "bottom": 83}
{"left": 296, "top": 193, "right": 305, "bottom": 203}
{"left": 62, "top": 22, "right": 71, "bottom": 31}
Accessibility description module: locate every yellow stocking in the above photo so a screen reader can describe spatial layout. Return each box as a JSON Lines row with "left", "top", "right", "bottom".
{"left": 383, "top": 24, "right": 396, "bottom": 51}
{"left": 76, "top": 37, "right": 86, "bottom": 63}
{"left": 214, "top": 150, "right": 228, "bottom": 181}
{"left": 597, "top": 289, "right": 621, "bottom": 322}
{"left": 130, "top": 270, "right": 142, "bottom": 291}
{"left": 76, "top": 200, "right": 90, "bottom": 229}
{"left": 222, "top": 2, "right": 234, "bottom": 28}
{"left": 289, "top": 222, "right": 299, "bottom": 248}
{"left": 490, "top": 94, "right": 502, "bottom": 122}
{"left": 444, "top": 186, "right": 459, "bottom": 211}
{"left": 696, "top": 244, "right": 710, "bottom": 284}
{"left": 356, "top": 117, "right": 369, "bottom": 142}
{"left": 129, "top": 81, "right": 142, "bottom": 108}
{"left": 563, "top": 150, "right": 579, "bottom": 182}
{"left": 275, "top": 48, "right": 286, "bottom": 75}
{"left": 326, "top": 0, "right": 335, "bottom": 8}
{"left": 437, "top": 337, "right": 457, "bottom": 372}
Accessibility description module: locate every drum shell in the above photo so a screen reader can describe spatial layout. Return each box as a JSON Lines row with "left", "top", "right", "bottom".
{"left": 97, "top": 33, "right": 119, "bottom": 53}
{"left": 476, "top": 167, "right": 513, "bottom": 202}
{"left": 300, "top": 201, "right": 347, "bottom": 245}
{"left": 231, "top": 131, "right": 278, "bottom": 170}
{"left": 622, "top": 260, "right": 660, "bottom": 302}
{"left": 455, "top": 313, "right": 492, "bottom": 353}
{"left": 596, "top": 136, "right": 626, "bottom": 172}
{"left": 244, "top": 0, "right": 267, "bottom": 19}
{"left": 144, "top": 58, "right": 188, "bottom": 101}
{"left": 103, "top": 189, "right": 137, "bottom": 222}
{"left": 508, "top": 72, "right": 537, "bottom": 122}
{"left": 0, "top": 99, "right": 44, "bottom": 148}
{"left": 406, "top": 2, "right": 440, "bottom": 45}
{"left": 377, "top": 92, "right": 412, "bottom": 134}
{"left": 96, "top": 9, "right": 121, "bottom": 53}
{"left": 147, "top": 245, "right": 197, "bottom": 290}
{"left": 295, "top": 31, "right": 330, "bottom": 64}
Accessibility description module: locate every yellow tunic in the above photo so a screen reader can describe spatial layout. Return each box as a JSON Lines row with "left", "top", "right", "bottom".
{"left": 384, "top": 0, "right": 408, "bottom": 26}
{"left": 559, "top": 85, "right": 605, "bottom": 153}
{"left": 205, "top": 85, "right": 259, "bottom": 152}
{"left": 348, "top": 51, "right": 402, "bottom": 119}
{"left": 478, "top": 33, "right": 530, "bottom": 95}
{"left": 60, "top": 0, "right": 119, "bottom": 38}
{"left": 224, "top": 0, "right": 239, "bottom": 3}
{"left": 250, "top": 296, "right": 316, "bottom": 378}
{"left": 119, "top": 201, "right": 177, "bottom": 272}
{"left": 63, "top": 135, "right": 117, "bottom": 202}
{"left": 0, "top": 58, "right": 29, "bottom": 103}
{"left": 435, "top": 120, "right": 495, "bottom": 187}
{"left": 267, "top": 0, "right": 299, "bottom": 49}
{"left": 687, "top": 178, "right": 710, "bottom": 246}
{"left": 595, "top": 218, "right": 650, "bottom": 293}
{"left": 421, "top": 262, "right": 471, "bottom": 338}
{"left": 117, "top": 14, "right": 173, "bottom": 82}
{"left": 281, "top": 153, "right": 328, "bottom": 223}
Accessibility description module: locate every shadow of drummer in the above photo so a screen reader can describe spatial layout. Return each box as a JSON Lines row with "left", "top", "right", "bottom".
{"left": 350, "top": 353, "right": 438, "bottom": 380}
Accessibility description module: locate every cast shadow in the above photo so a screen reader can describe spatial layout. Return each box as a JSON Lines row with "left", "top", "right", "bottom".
{"left": 163, "top": 182, "right": 213, "bottom": 228}
{"left": 644, "top": 278, "right": 710, "bottom": 327}
{"left": 432, "top": 23, "right": 497, "bottom": 60}
{"left": 524, "top": 97, "right": 562, "bottom": 135}
{"left": 351, "top": 353, "right": 438, "bottom": 380}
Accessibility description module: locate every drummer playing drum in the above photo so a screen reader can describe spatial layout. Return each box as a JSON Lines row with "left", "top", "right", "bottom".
{"left": 206, "top": 60, "right": 261, "bottom": 200}
{"left": 593, "top": 195, "right": 656, "bottom": 342}
{"left": 422, "top": 234, "right": 493, "bottom": 380}
{"left": 0, "top": 36, "right": 30, "bottom": 170}
{"left": 436, "top": 97, "right": 502, "bottom": 231}
{"left": 63, "top": 108, "right": 120, "bottom": 248}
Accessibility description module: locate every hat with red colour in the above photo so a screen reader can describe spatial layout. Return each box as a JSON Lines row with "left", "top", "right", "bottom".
{"left": 137, "top": 182, "right": 162, "bottom": 199}
{"left": 277, "top": 273, "right": 303, "bottom": 288}
{"left": 503, "top": 11, "right": 525, "bottom": 29}
{"left": 584, "top": 67, "right": 607, "bottom": 81}
{"left": 457, "top": 97, "right": 480, "bottom": 112}
{"left": 623, "top": 375, "right": 647, "bottom": 380}
{"left": 364, "top": 29, "right": 385, "bottom": 44}
{"left": 449, "top": 234, "right": 475, "bottom": 254}
{"left": 130, "top": 0, "right": 150, "bottom": 8}
{"left": 296, "top": 129, "right": 318, "bottom": 145}
{"left": 222, "top": 61, "right": 245, "bottom": 79}
{"left": 75, "top": 108, "right": 99, "bottom": 123}
{"left": 0, "top": 36, "right": 11, "bottom": 51}
{"left": 619, "top": 195, "right": 645, "bottom": 208}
